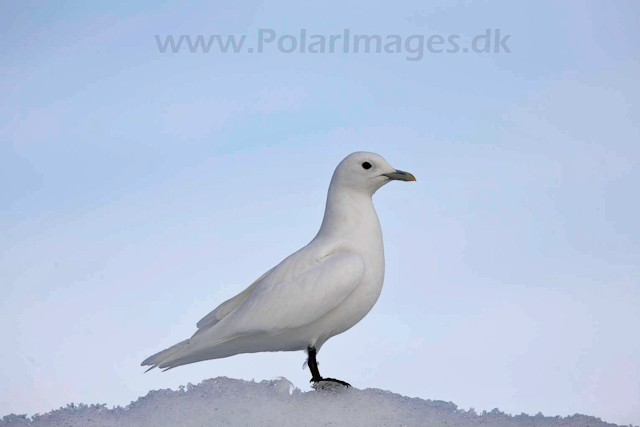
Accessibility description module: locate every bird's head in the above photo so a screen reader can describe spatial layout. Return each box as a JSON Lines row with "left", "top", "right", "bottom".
{"left": 331, "top": 152, "right": 416, "bottom": 195}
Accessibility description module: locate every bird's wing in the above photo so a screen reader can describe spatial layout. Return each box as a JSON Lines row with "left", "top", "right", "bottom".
{"left": 198, "top": 251, "right": 365, "bottom": 342}
{"left": 195, "top": 268, "right": 273, "bottom": 331}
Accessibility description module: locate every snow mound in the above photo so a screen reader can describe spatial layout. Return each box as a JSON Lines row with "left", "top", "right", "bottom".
{"left": 1, "top": 377, "right": 626, "bottom": 427}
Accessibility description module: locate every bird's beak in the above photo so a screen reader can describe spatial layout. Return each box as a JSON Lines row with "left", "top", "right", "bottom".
{"left": 382, "top": 169, "right": 417, "bottom": 182}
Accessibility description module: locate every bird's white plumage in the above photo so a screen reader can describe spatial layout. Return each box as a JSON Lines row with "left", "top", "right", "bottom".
{"left": 142, "top": 152, "right": 413, "bottom": 371}
{"left": 216, "top": 252, "right": 365, "bottom": 335}
{"left": 196, "top": 268, "right": 272, "bottom": 330}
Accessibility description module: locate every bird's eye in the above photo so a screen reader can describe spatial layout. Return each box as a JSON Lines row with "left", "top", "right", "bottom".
{"left": 362, "top": 162, "right": 372, "bottom": 170}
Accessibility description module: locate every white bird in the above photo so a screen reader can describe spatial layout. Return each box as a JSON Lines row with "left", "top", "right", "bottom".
{"left": 142, "top": 152, "right": 416, "bottom": 387}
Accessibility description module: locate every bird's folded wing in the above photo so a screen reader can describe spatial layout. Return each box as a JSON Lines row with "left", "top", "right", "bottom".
{"left": 196, "top": 268, "right": 273, "bottom": 331}
{"left": 204, "top": 252, "right": 365, "bottom": 340}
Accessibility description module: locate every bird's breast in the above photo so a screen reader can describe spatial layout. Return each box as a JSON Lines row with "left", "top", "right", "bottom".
{"left": 306, "top": 197, "right": 386, "bottom": 345}
{"left": 315, "top": 229, "right": 386, "bottom": 340}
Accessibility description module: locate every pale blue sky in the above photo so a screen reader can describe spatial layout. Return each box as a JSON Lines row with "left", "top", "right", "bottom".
{"left": 1, "top": 0, "right": 639, "bottom": 425}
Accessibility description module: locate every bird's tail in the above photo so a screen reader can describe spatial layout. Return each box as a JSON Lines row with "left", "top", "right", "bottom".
{"left": 141, "top": 339, "right": 190, "bottom": 372}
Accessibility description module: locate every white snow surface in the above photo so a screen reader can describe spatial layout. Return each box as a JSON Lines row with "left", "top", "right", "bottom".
{"left": 1, "top": 377, "right": 629, "bottom": 427}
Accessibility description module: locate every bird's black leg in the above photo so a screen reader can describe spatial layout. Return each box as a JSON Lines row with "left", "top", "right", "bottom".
{"left": 307, "top": 346, "right": 323, "bottom": 382}
{"left": 307, "top": 346, "right": 351, "bottom": 387}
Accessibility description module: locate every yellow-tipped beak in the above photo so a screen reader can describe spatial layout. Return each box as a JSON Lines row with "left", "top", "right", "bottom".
{"left": 383, "top": 169, "right": 417, "bottom": 182}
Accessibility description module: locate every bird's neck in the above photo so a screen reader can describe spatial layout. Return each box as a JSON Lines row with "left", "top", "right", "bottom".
{"left": 317, "top": 184, "right": 381, "bottom": 239}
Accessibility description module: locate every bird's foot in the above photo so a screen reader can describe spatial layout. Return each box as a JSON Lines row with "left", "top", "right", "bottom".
{"left": 311, "top": 377, "right": 351, "bottom": 389}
